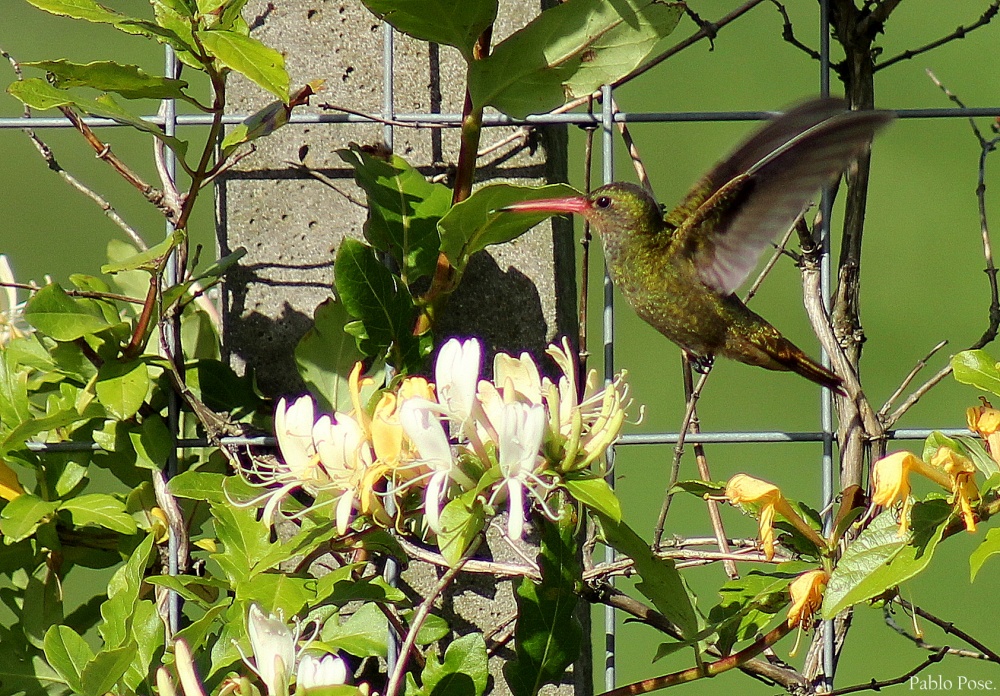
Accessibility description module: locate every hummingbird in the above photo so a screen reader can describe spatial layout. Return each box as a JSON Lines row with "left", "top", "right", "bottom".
{"left": 502, "top": 98, "right": 893, "bottom": 393}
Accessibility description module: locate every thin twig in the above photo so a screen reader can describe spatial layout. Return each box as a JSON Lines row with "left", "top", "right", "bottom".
{"left": 895, "top": 597, "right": 1000, "bottom": 663}
{"left": 384, "top": 548, "right": 475, "bottom": 696}
{"left": 318, "top": 102, "right": 447, "bottom": 129}
{"left": 883, "top": 609, "right": 989, "bottom": 661}
{"left": 396, "top": 536, "right": 538, "bottom": 580}
{"left": 769, "top": 0, "right": 821, "bottom": 60}
{"left": 887, "top": 72, "right": 1000, "bottom": 426}
{"left": 653, "top": 367, "right": 711, "bottom": 547}
{"left": 827, "top": 648, "right": 948, "bottom": 696}
{"left": 875, "top": 1, "right": 1000, "bottom": 72}
{"left": 877, "top": 340, "right": 948, "bottom": 421}
{"left": 611, "top": 97, "right": 652, "bottom": 192}
{"left": 744, "top": 225, "right": 796, "bottom": 303}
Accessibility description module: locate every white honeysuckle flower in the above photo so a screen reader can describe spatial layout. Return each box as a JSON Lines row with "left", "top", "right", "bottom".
{"left": 0, "top": 255, "right": 31, "bottom": 346}
{"left": 435, "top": 337, "right": 481, "bottom": 426}
{"left": 312, "top": 411, "right": 371, "bottom": 534}
{"left": 494, "top": 401, "right": 547, "bottom": 539}
{"left": 493, "top": 350, "right": 543, "bottom": 405}
{"left": 296, "top": 654, "right": 349, "bottom": 692}
{"left": 275, "top": 396, "right": 321, "bottom": 482}
{"left": 246, "top": 604, "right": 298, "bottom": 696}
{"left": 399, "top": 397, "right": 475, "bottom": 532}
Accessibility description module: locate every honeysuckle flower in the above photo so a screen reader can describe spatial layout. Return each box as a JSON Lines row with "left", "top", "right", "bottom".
{"left": 371, "top": 377, "right": 435, "bottom": 468}
{"left": 725, "top": 474, "right": 828, "bottom": 560}
{"left": 493, "top": 350, "right": 544, "bottom": 405}
{"left": 787, "top": 569, "right": 829, "bottom": 629}
{"left": 296, "top": 654, "right": 348, "bottom": 692}
{"left": 872, "top": 450, "right": 970, "bottom": 536}
{"left": 245, "top": 604, "right": 299, "bottom": 696}
{"left": 311, "top": 410, "right": 385, "bottom": 534}
{"left": 0, "top": 255, "right": 31, "bottom": 347}
{"left": 967, "top": 402, "right": 1000, "bottom": 463}
{"left": 493, "top": 401, "right": 548, "bottom": 539}
{"left": 930, "top": 446, "right": 980, "bottom": 533}
{"left": 542, "top": 338, "right": 633, "bottom": 471}
{"left": 399, "top": 397, "right": 476, "bottom": 532}
{"left": 435, "top": 338, "right": 481, "bottom": 427}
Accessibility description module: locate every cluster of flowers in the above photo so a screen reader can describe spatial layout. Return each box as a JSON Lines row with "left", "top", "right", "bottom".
{"left": 244, "top": 337, "right": 633, "bottom": 542}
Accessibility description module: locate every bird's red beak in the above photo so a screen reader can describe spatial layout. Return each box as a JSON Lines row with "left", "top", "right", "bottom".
{"left": 500, "top": 196, "right": 591, "bottom": 215}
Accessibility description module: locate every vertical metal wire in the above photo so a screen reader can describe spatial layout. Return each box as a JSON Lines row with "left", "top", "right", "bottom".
{"left": 381, "top": 20, "right": 401, "bottom": 678}
{"left": 818, "top": 0, "right": 836, "bottom": 689}
{"left": 163, "top": 44, "right": 182, "bottom": 636}
{"left": 601, "top": 83, "right": 616, "bottom": 693}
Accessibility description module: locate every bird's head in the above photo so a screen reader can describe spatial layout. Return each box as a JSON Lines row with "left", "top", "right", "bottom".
{"left": 501, "top": 182, "right": 661, "bottom": 237}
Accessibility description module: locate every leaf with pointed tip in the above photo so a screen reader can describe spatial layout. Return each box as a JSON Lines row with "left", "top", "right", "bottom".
{"left": 468, "top": 0, "right": 684, "bottom": 118}
{"left": 439, "top": 183, "right": 579, "bottom": 269}
{"left": 43, "top": 625, "right": 92, "bottom": 694}
{"left": 60, "top": 494, "right": 137, "bottom": 535}
{"left": 23, "top": 60, "right": 192, "bottom": 101}
{"left": 95, "top": 360, "right": 150, "bottom": 421}
{"left": 338, "top": 145, "right": 451, "bottom": 284}
{"left": 971, "top": 528, "right": 1000, "bottom": 582}
{"left": 359, "top": 0, "right": 497, "bottom": 60}
{"left": 22, "top": 284, "right": 113, "bottom": 341}
{"left": 822, "top": 500, "right": 950, "bottom": 618}
{"left": 7, "top": 80, "right": 189, "bottom": 159}
{"left": 562, "top": 477, "right": 621, "bottom": 522}
{"left": 198, "top": 29, "right": 290, "bottom": 102}
{"left": 422, "top": 633, "right": 488, "bottom": 696}
{"left": 953, "top": 349, "right": 1000, "bottom": 397}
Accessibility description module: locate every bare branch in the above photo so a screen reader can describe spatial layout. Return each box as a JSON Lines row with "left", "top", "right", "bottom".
{"left": 827, "top": 647, "right": 947, "bottom": 696}
{"left": 611, "top": 97, "right": 652, "bottom": 193}
{"left": 769, "top": 0, "right": 821, "bottom": 61}
{"left": 878, "top": 340, "right": 948, "bottom": 421}
{"left": 894, "top": 597, "right": 1000, "bottom": 663}
{"left": 876, "top": 1, "right": 1000, "bottom": 72}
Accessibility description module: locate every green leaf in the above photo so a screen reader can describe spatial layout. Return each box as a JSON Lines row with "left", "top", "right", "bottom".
{"left": 168, "top": 471, "right": 230, "bottom": 503}
{"left": 971, "top": 528, "right": 1000, "bottom": 581}
{"left": 295, "top": 298, "right": 367, "bottom": 413}
{"left": 0, "top": 494, "right": 59, "bottom": 542}
{"left": 95, "top": 360, "right": 150, "bottom": 421}
{"left": 146, "top": 575, "right": 227, "bottom": 606}
{"left": 319, "top": 603, "right": 389, "bottom": 658}
{"left": 199, "top": 29, "right": 290, "bottom": 102}
{"left": 22, "top": 60, "right": 191, "bottom": 101}
{"left": 596, "top": 512, "right": 697, "bottom": 639}
{"left": 81, "top": 642, "right": 136, "bottom": 696}
{"left": 438, "top": 184, "right": 579, "bottom": 269}
{"left": 60, "top": 493, "right": 137, "bottom": 534}
{"left": 822, "top": 500, "right": 951, "bottom": 618}
{"left": 422, "top": 633, "right": 488, "bottom": 696}
{"left": 7, "top": 80, "right": 189, "bottom": 159}
{"left": 562, "top": 477, "right": 621, "bottom": 522}
{"left": 359, "top": 0, "right": 497, "bottom": 60}
{"left": 235, "top": 573, "right": 315, "bottom": 617}
{"left": 334, "top": 239, "right": 421, "bottom": 369}
{"left": 43, "top": 625, "right": 93, "bottom": 694}
{"left": 174, "top": 602, "right": 231, "bottom": 652}
{"left": 468, "top": 0, "right": 684, "bottom": 118}
{"left": 100, "top": 535, "right": 156, "bottom": 648}
{"left": 405, "top": 611, "right": 450, "bottom": 646}
{"left": 23, "top": 283, "right": 113, "bottom": 341}
{"left": 437, "top": 491, "right": 486, "bottom": 567}
{"left": 706, "top": 570, "right": 795, "bottom": 655}
{"left": 952, "top": 350, "right": 1000, "bottom": 396}
{"left": 128, "top": 414, "right": 174, "bottom": 469}
{"left": 338, "top": 145, "right": 452, "bottom": 284}
{"left": 211, "top": 502, "right": 273, "bottom": 583}
{"left": 101, "top": 229, "right": 185, "bottom": 274}
{"left": 504, "top": 515, "right": 581, "bottom": 696}
{"left": 25, "top": 0, "right": 122, "bottom": 23}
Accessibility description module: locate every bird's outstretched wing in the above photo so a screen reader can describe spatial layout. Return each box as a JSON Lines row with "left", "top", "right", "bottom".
{"left": 668, "top": 98, "right": 893, "bottom": 296}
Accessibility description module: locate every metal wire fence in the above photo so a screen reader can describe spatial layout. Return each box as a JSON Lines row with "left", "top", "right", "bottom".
{"left": 2, "top": 1, "right": 998, "bottom": 691}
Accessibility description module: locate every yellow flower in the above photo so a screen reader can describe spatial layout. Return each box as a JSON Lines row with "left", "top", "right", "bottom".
{"left": 930, "top": 447, "right": 979, "bottom": 533}
{"left": 725, "top": 474, "right": 827, "bottom": 560}
{"left": 873, "top": 450, "right": 977, "bottom": 536}
{"left": 787, "top": 569, "right": 829, "bottom": 629}
{"left": 967, "top": 403, "right": 1000, "bottom": 463}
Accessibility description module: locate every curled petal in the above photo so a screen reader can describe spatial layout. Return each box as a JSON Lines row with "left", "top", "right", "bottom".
{"left": 787, "top": 570, "right": 829, "bottom": 628}
{"left": 275, "top": 397, "right": 317, "bottom": 479}
{"left": 297, "top": 654, "right": 348, "bottom": 690}
{"left": 494, "top": 351, "right": 543, "bottom": 404}
{"left": 399, "top": 398, "right": 453, "bottom": 469}
{"left": 247, "top": 604, "right": 295, "bottom": 696}
{"left": 498, "top": 402, "right": 545, "bottom": 478}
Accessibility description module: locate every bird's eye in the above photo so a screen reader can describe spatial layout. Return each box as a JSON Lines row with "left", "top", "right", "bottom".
{"left": 595, "top": 196, "right": 612, "bottom": 209}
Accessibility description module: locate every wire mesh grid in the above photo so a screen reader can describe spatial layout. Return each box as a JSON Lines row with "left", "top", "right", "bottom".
{"left": 1, "top": 1, "right": 997, "bottom": 691}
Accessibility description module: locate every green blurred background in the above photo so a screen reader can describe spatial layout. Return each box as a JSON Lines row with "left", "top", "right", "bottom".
{"left": 1, "top": 0, "right": 998, "bottom": 693}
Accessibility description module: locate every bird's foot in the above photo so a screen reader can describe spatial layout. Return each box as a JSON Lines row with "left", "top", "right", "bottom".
{"left": 687, "top": 353, "right": 715, "bottom": 374}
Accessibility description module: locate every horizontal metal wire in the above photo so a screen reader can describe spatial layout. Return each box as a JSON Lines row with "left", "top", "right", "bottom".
{"left": 2, "top": 106, "right": 1000, "bottom": 131}
{"left": 18, "top": 427, "right": 966, "bottom": 453}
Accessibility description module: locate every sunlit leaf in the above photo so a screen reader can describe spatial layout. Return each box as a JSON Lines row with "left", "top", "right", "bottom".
{"left": 60, "top": 493, "right": 138, "bottom": 535}
{"left": 295, "top": 298, "right": 366, "bottom": 413}
{"left": 562, "top": 477, "right": 620, "bottom": 522}
{"left": 359, "top": 0, "right": 497, "bottom": 60}
{"left": 468, "top": 0, "right": 684, "bottom": 118}
{"left": 22, "top": 60, "right": 191, "bottom": 101}
{"left": 199, "top": 29, "right": 290, "bottom": 102}
{"left": 952, "top": 349, "right": 1000, "bottom": 397}
{"left": 422, "top": 633, "right": 488, "bottom": 696}
{"left": 95, "top": 360, "right": 149, "bottom": 421}
{"left": 970, "top": 527, "right": 1000, "bottom": 582}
